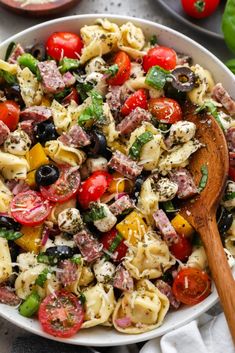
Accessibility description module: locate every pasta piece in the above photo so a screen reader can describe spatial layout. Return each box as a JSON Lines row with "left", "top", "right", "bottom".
{"left": 17, "top": 67, "right": 43, "bottom": 107}
{"left": 0, "top": 59, "right": 18, "bottom": 74}
{"left": 0, "top": 238, "right": 12, "bottom": 283}
{"left": 158, "top": 139, "right": 202, "bottom": 174}
{"left": 37, "top": 273, "right": 61, "bottom": 299}
{"left": 82, "top": 283, "right": 115, "bottom": 328}
{"left": 128, "top": 122, "right": 163, "bottom": 171}
{"left": 80, "top": 19, "right": 121, "bottom": 64}
{"left": 118, "top": 22, "right": 146, "bottom": 59}
{"left": 0, "top": 150, "right": 29, "bottom": 180}
{"left": 113, "top": 279, "right": 169, "bottom": 333}
{"left": 51, "top": 100, "right": 71, "bottom": 135}
{"left": 0, "top": 178, "right": 12, "bottom": 213}
{"left": 124, "top": 231, "right": 175, "bottom": 280}
{"left": 15, "top": 263, "right": 46, "bottom": 299}
{"left": 187, "top": 64, "right": 215, "bottom": 106}
{"left": 187, "top": 246, "right": 208, "bottom": 270}
{"left": 137, "top": 177, "right": 159, "bottom": 225}
{"left": 44, "top": 140, "right": 85, "bottom": 166}
{"left": 17, "top": 253, "right": 38, "bottom": 271}
{"left": 85, "top": 57, "right": 107, "bottom": 74}
{"left": 102, "top": 103, "right": 119, "bottom": 146}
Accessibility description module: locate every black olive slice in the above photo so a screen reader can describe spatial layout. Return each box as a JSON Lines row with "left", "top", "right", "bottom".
{"left": 171, "top": 67, "right": 195, "bottom": 92}
{"left": 45, "top": 246, "right": 74, "bottom": 260}
{"left": 36, "top": 164, "right": 60, "bottom": 186}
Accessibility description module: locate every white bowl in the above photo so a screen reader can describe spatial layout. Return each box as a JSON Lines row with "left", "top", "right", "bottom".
{"left": 0, "top": 14, "right": 234, "bottom": 347}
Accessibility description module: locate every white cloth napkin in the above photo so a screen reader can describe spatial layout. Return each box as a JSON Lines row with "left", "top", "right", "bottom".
{"left": 140, "top": 313, "right": 234, "bottom": 353}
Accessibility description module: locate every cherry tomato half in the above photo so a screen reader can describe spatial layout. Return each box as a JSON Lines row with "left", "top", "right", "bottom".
{"left": 11, "top": 191, "right": 52, "bottom": 226}
{"left": 172, "top": 268, "right": 211, "bottom": 306}
{"left": 143, "top": 46, "right": 177, "bottom": 72}
{"left": 77, "top": 171, "right": 113, "bottom": 209}
{"left": 40, "top": 166, "right": 81, "bottom": 203}
{"left": 108, "top": 51, "right": 131, "bottom": 86}
{"left": 148, "top": 97, "right": 182, "bottom": 123}
{"left": 101, "top": 228, "right": 128, "bottom": 262}
{"left": 181, "top": 0, "right": 220, "bottom": 19}
{"left": 39, "top": 290, "right": 84, "bottom": 338}
{"left": 62, "top": 88, "right": 79, "bottom": 105}
{"left": 170, "top": 234, "right": 193, "bottom": 262}
{"left": 0, "top": 100, "right": 20, "bottom": 131}
{"left": 46, "top": 32, "right": 83, "bottom": 61}
{"left": 121, "top": 89, "right": 148, "bottom": 116}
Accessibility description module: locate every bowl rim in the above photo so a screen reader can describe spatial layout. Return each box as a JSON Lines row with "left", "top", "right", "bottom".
{"left": 0, "top": 13, "right": 234, "bottom": 346}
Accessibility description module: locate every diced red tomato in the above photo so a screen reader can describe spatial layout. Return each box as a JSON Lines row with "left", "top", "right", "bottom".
{"left": 107, "top": 51, "right": 131, "bottom": 86}
{"left": 121, "top": 89, "right": 148, "bottom": 116}
{"left": 0, "top": 100, "right": 20, "bottom": 131}
{"left": 170, "top": 234, "right": 193, "bottom": 262}
{"left": 11, "top": 191, "right": 52, "bottom": 226}
{"left": 143, "top": 46, "right": 177, "bottom": 72}
{"left": 39, "top": 290, "right": 84, "bottom": 338}
{"left": 172, "top": 268, "right": 211, "bottom": 305}
{"left": 46, "top": 32, "right": 83, "bottom": 61}
{"left": 77, "top": 171, "right": 113, "bottom": 209}
{"left": 181, "top": 0, "right": 220, "bottom": 19}
{"left": 101, "top": 228, "right": 128, "bottom": 262}
{"left": 40, "top": 166, "right": 81, "bottom": 203}
{"left": 148, "top": 97, "right": 182, "bottom": 123}
{"left": 62, "top": 88, "right": 79, "bottom": 105}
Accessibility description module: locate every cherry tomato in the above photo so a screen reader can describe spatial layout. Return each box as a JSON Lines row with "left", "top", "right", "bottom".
{"left": 170, "top": 234, "right": 193, "bottom": 262}
{"left": 46, "top": 32, "right": 83, "bottom": 61}
{"left": 40, "top": 166, "right": 81, "bottom": 203}
{"left": 229, "top": 166, "right": 235, "bottom": 182}
{"left": 101, "top": 228, "right": 128, "bottom": 262}
{"left": 172, "top": 268, "right": 211, "bottom": 305}
{"left": 0, "top": 100, "right": 20, "bottom": 131}
{"left": 143, "top": 46, "right": 177, "bottom": 72}
{"left": 11, "top": 191, "right": 52, "bottom": 226}
{"left": 62, "top": 88, "right": 79, "bottom": 105}
{"left": 181, "top": 0, "right": 220, "bottom": 19}
{"left": 107, "top": 51, "right": 131, "bottom": 86}
{"left": 77, "top": 171, "right": 113, "bottom": 209}
{"left": 39, "top": 290, "right": 84, "bottom": 338}
{"left": 121, "top": 89, "right": 148, "bottom": 116}
{"left": 148, "top": 97, "right": 182, "bottom": 123}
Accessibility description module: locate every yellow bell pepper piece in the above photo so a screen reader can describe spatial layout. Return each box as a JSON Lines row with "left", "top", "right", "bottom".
{"left": 108, "top": 172, "right": 125, "bottom": 194}
{"left": 171, "top": 214, "right": 194, "bottom": 237}
{"left": 41, "top": 97, "right": 51, "bottom": 107}
{"left": 26, "top": 143, "right": 49, "bottom": 171}
{"left": 15, "top": 225, "right": 43, "bottom": 254}
{"left": 116, "top": 211, "right": 147, "bottom": 245}
{"left": 26, "top": 170, "right": 36, "bottom": 188}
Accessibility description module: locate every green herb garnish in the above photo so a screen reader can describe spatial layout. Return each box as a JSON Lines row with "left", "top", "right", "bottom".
{"left": 54, "top": 87, "right": 71, "bottom": 102}
{"left": 78, "top": 90, "right": 104, "bottom": 127}
{"left": 79, "top": 292, "right": 86, "bottom": 306}
{"left": 105, "top": 64, "right": 119, "bottom": 77}
{"left": 195, "top": 101, "right": 224, "bottom": 131}
{"left": 162, "top": 201, "right": 178, "bottom": 213}
{"left": 150, "top": 35, "right": 158, "bottom": 46}
{"left": 224, "top": 191, "right": 235, "bottom": 201}
{"left": 59, "top": 57, "right": 80, "bottom": 74}
{"left": 198, "top": 164, "right": 208, "bottom": 192}
{"left": 4, "top": 42, "right": 16, "bottom": 61}
{"left": 145, "top": 65, "right": 170, "bottom": 90}
{"left": 84, "top": 203, "right": 106, "bottom": 223}
{"left": 0, "top": 228, "right": 22, "bottom": 241}
{"left": 71, "top": 254, "right": 82, "bottom": 264}
{"left": 35, "top": 268, "right": 51, "bottom": 288}
{"left": 37, "top": 253, "right": 58, "bottom": 265}
{"left": 0, "top": 69, "right": 17, "bottom": 85}
{"left": 129, "top": 131, "right": 154, "bottom": 160}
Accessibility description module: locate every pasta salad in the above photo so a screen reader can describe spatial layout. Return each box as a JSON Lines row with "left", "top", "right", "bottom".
{"left": 0, "top": 18, "right": 234, "bottom": 338}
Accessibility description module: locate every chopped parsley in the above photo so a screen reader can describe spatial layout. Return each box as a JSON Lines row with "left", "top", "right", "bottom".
{"left": 105, "top": 64, "right": 119, "bottom": 78}
{"left": 78, "top": 90, "right": 105, "bottom": 127}
{"left": 149, "top": 35, "right": 158, "bottom": 46}
{"left": 83, "top": 203, "right": 106, "bottom": 223}
{"left": 0, "top": 228, "right": 22, "bottom": 241}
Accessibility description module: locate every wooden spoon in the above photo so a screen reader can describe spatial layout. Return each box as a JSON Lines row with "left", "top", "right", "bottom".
{"left": 180, "top": 104, "right": 235, "bottom": 343}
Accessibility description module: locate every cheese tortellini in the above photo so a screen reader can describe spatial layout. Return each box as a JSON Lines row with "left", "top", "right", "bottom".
{"left": 44, "top": 140, "right": 85, "bottom": 166}
{"left": 0, "top": 178, "right": 12, "bottom": 212}
{"left": 118, "top": 22, "right": 146, "bottom": 58}
{"left": 17, "top": 67, "right": 43, "bottom": 107}
{"left": 124, "top": 231, "right": 175, "bottom": 280}
{"left": 187, "top": 246, "right": 208, "bottom": 270}
{"left": 0, "top": 150, "right": 29, "bottom": 179}
{"left": 0, "top": 238, "right": 12, "bottom": 283}
{"left": 137, "top": 177, "right": 159, "bottom": 225}
{"left": 82, "top": 283, "right": 116, "bottom": 328}
{"left": 80, "top": 19, "right": 121, "bottom": 64}
{"left": 113, "top": 279, "right": 169, "bottom": 333}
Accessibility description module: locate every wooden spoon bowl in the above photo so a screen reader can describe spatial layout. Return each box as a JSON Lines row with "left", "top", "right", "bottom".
{"left": 180, "top": 103, "right": 235, "bottom": 342}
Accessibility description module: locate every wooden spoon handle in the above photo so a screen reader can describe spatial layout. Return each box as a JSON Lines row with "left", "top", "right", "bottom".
{"left": 199, "top": 215, "right": 235, "bottom": 343}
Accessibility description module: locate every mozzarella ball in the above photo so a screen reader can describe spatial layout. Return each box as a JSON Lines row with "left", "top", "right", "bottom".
{"left": 169, "top": 121, "right": 196, "bottom": 144}
{"left": 94, "top": 204, "right": 117, "bottom": 232}
{"left": 93, "top": 258, "right": 116, "bottom": 283}
{"left": 155, "top": 177, "right": 178, "bottom": 202}
{"left": 4, "top": 129, "right": 31, "bottom": 156}
{"left": 86, "top": 157, "right": 108, "bottom": 174}
{"left": 58, "top": 208, "right": 83, "bottom": 234}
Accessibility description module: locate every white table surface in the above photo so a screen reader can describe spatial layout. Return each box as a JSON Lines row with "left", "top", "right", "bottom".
{"left": 0, "top": 0, "right": 232, "bottom": 351}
